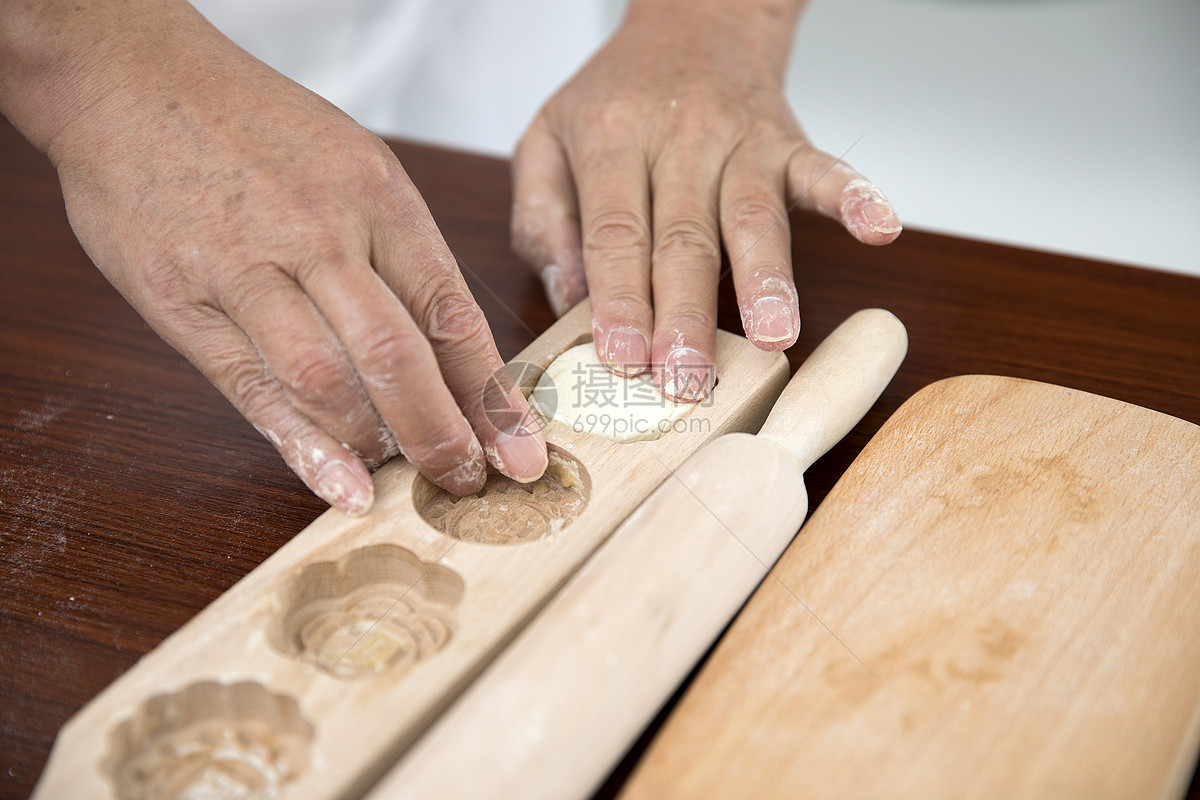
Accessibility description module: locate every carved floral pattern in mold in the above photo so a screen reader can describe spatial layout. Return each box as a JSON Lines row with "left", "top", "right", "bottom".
{"left": 279, "top": 544, "right": 464, "bottom": 680}
{"left": 415, "top": 448, "right": 590, "bottom": 545}
{"left": 103, "top": 680, "right": 313, "bottom": 800}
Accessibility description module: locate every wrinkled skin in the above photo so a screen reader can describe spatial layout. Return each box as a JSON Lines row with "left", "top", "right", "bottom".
{"left": 1, "top": 0, "right": 899, "bottom": 516}
{"left": 512, "top": 1, "right": 901, "bottom": 399}
{"left": 18, "top": 3, "right": 548, "bottom": 514}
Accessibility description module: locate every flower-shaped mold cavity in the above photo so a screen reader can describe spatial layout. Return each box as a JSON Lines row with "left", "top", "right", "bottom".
{"left": 278, "top": 544, "right": 464, "bottom": 680}
{"left": 414, "top": 446, "right": 590, "bottom": 545}
{"left": 103, "top": 681, "right": 313, "bottom": 800}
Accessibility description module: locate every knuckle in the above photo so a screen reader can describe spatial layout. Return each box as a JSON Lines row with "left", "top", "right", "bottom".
{"left": 141, "top": 259, "right": 193, "bottom": 306}
{"left": 653, "top": 217, "right": 721, "bottom": 264}
{"left": 282, "top": 353, "right": 346, "bottom": 403}
{"left": 584, "top": 209, "right": 650, "bottom": 256}
{"left": 742, "top": 116, "right": 798, "bottom": 145}
{"left": 226, "top": 360, "right": 282, "bottom": 419}
{"left": 672, "top": 113, "right": 727, "bottom": 148}
{"left": 366, "top": 149, "right": 407, "bottom": 189}
{"left": 593, "top": 287, "right": 649, "bottom": 322}
{"left": 726, "top": 197, "right": 786, "bottom": 240}
{"left": 423, "top": 288, "right": 490, "bottom": 347}
{"left": 658, "top": 258, "right": 716, "bottom": 289}
{"left": 340, "top": 130, "right": 407, "bottom": 186}
{"left": 582, "top": 102, "right": 638, "bottom": 138}
{"left": 660, "top": 304, "right": 719, "bottom": 336}
{"left": 293, "top": 248, "right": 358, "bottom": 287}
{"left": 221, "top": 264, "right": 288, "bottom": 313}
{"left": 357, "top": 327, "right": 420, "bottom": 385}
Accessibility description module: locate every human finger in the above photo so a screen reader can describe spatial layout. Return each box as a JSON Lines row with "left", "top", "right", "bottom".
{"left": 646, "top": 147, "right": 722, "bottom": 402}
{"left": 164, "top": 304, "right": 377, "bottom": 515}
{"left": 365, "top": 180, "right": 548, "bottom": 484}
{"left": 217, "top": 264, "right": 398, "bottom": 465}
{"left": 571, "top": 136, "right": 653, "bottom": 378}
{"left": 720, "top": 141, "right": 801, "bottom": 351}
{"left": 786, "top": 144, "right": 902, "bottom": 245}
{"left": 297, "top": 255, "right": 492, "bottom": 495}
{"left": 511, "top": 117, "right": 587, "bottom": 318}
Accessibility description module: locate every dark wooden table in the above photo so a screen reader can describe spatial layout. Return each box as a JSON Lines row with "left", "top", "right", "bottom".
{"left": 2, "top": 115, "right": 1198, "bottom": 800}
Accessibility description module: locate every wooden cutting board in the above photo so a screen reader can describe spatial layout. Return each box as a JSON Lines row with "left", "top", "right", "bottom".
{"left": 622, "top": 375, "right": 1200, "bottom": 799}
{"left": 32, "top": 300, "right": 788, "bottom": 800}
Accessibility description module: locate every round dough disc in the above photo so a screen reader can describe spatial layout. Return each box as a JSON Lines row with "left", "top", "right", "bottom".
{"left": 530, "top": 343, "right": 697, "bottom": 443}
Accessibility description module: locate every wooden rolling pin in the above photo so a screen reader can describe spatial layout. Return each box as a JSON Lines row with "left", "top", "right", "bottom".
{"left": 370, "top": 308, "right": 907, "bottom": 800}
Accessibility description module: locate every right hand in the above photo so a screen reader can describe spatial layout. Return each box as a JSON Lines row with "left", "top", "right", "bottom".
{"left": 37, "top": 5, "right": 547, "bottom": 515}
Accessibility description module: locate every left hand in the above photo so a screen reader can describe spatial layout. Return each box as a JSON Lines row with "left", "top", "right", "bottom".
{"left": 510, "top": 0, "right": 901, "bottom": 401}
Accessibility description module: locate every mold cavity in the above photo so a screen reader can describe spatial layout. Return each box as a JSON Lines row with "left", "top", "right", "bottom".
{"left": 103, "top": 681, "right": 313, "bottom": 800}
{"left": 278, "top": 544, "right": 464, "bottom": 680}
{"left": 414, "top": 446, "right": 590, "bottom": 545}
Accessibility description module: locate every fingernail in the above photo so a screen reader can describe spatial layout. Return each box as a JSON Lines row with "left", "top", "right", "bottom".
{"left": 315, "top": 461, "right": 374, "bottom": 516}
{"left": 492, "top": 426, "right": 548, "bottom": 483}
{"left": 747, "top": 295, "right": 799, "bottom": 347}
{"left": 539, "top": 264, "right": 572, "bottom": 317}
{"left": 842, "top": 180, "right": 902, "bottom": 239}
{"left": 661, "top": 346, "right": 715, "bottom": 402}
{"left": 862, "top": 198, "right": 902, "bottom": 235}
{"left": 600, "top": 325, "right": 649, "bottom": 377}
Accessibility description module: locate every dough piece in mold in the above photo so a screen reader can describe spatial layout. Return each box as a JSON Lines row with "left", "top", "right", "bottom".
{"left": 531, "top": 343, "right": 698, "bottom": 443}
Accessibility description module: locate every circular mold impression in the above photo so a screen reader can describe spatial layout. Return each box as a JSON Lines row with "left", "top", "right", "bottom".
{"left": 103, "top": 681, "right": 313, "bottom": 800}
{"left": 278, "top": 544, "right": 464, "bottom": 680}
{"left": 414, "top": 446, "right": 590, "bottom": 545}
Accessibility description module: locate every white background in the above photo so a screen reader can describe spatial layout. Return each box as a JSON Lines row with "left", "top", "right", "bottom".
{"left": 198, "top": 0, "right": 1200, "bottom": 277}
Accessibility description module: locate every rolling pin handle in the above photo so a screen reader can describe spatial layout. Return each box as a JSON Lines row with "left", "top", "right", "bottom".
{"left": 757, "top": 308, "right": 907, "bottom": 471}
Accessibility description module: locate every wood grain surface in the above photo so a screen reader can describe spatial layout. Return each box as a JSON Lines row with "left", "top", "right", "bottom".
{"left": 621, "top": 375, "right": 1200, "bottom": 799}
{"left": 2, "top": 115, "right": 1199, "bottom": 799}
{"left": 369, "top": 310, "right": 905, "bottom": 800}
{"left": 30, "top": 302, "right": 786, "bottom": 800}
